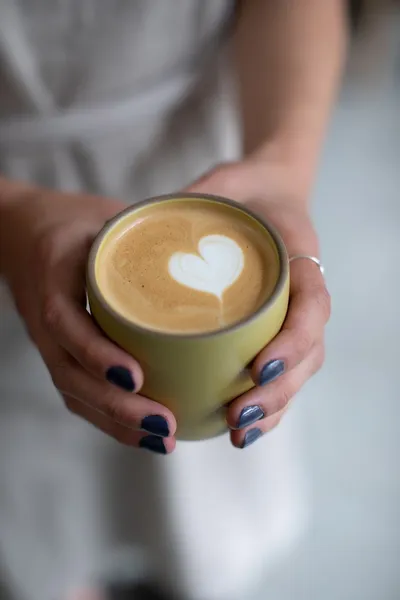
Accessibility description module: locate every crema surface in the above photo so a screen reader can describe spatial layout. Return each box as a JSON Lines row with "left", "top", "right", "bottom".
{"left": 97, "top": 199, "right": 279, "bottom": 334}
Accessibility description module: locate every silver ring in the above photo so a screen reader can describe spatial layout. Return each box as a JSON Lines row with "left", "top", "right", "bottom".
{"left": 289, "top": 254, "right": 325, "bottom": 275}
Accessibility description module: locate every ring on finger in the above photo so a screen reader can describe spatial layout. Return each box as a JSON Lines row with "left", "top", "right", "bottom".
{"left": 289, "top": 254, "right": 325, "bottom": 275}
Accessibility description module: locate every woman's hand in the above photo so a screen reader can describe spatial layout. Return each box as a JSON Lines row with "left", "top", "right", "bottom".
{"left": 186, "top": 159, "right": 331, "bottom": 449}
{"left": 0, "top": 180, "right": 176, "bottom": 454}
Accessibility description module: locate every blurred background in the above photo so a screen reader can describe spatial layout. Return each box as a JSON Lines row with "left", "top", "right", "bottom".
{"left": 255, "top": 2, "right": 400, "bottom": 599}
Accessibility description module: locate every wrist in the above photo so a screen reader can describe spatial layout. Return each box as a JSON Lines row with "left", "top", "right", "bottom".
{"left": 239, "top": 142, "right": 317, "bottom": 213}
{"left": 0, "top": 178, "right": 34, "bottom": 276}
{"left": 0, "top": 177, "right": 35, "bottom": 208}
{"left": 249, "top": 134, "right": 319, "bottom": 196}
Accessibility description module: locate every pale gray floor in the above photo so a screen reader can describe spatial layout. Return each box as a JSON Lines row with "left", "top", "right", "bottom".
{"left": 254, "top": 21, "right": 400, "bottom": 600}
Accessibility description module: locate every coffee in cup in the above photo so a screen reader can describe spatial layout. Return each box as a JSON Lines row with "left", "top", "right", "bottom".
{"left": 87, "top": 194, "right": 289, "bottom": 440}
{"left": 97, "top": 199, "right": 279, "bottom": 334}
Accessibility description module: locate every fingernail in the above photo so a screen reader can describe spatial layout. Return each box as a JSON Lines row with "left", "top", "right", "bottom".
{"left": 259, "top": 359, "right": 285, "bottom": 386}
{"left": 106, "top": 366, "right": 135, "bottom": 392}
{"left": 139, "top": 435, "right": 167, "bottom": 455}
{"left": 241, "top": 428, "right": 263, "bottom": 449}
{"left": 141, "top": 415, "right": 170, "bottom": 438}
{"left": 236, "top": 405, "right": 264, "bottom": 430}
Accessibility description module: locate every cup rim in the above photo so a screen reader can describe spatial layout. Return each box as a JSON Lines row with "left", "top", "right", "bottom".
{"left": 87, "top": 193, "right": 289, "bottom": 340}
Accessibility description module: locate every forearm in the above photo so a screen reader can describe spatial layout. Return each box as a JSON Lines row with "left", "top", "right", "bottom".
{"left": 234, "top": 0, "right": 348, "bottom": 194}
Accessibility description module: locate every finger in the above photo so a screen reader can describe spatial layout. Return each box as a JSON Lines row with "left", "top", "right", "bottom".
{"left": 51, "top": 358, "right": 177, "bottom": 437}
{"left": 41, "top": 291, "right": 144, "bottom": 392}
{"left": 230, "top": 405, "right": 288, "bottom": 449}
{"left": 251, "top": 259, "right": 330, "bottom": 386}
{"left": 64, "top": 396, "right": 176, "bottom": 455}
{"left": 227, "top": 342, "right": 324, "bottom": 432}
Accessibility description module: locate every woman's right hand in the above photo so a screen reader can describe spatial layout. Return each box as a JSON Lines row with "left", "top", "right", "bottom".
{"left": 0, "top": 179, "right": 176, "bottom": 454}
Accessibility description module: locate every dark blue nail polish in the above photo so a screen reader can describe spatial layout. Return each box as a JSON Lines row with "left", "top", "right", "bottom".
{"left": 241, "top": 428, "right": 263, "bottom": 449}
{"left": 139, "top": 435, "right": 167, "bottom": 455}
{"left": 141, "top": 415, "right": 170, "bottom": 438}
{"left": 106, "top": 366, "right": 135, "bottom": 392}
{"left": 236, "top": 405, "right": 264, "bottom": 429}
{"left": 259, "top": 359, "right": 285, "bottom": 386}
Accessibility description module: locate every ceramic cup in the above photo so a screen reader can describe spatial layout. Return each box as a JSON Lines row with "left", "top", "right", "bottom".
{"left": 87, "top": 194, "right": 289, "bottom": 440}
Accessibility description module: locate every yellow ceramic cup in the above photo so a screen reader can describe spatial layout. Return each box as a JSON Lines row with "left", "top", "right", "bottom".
{"left": 87, "top": 194, "right": 289, "bottom": 441}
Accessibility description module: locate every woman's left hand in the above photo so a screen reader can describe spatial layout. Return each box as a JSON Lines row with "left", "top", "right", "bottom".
{"left": 186, "top": 159, "right": 331, "bottom": 449}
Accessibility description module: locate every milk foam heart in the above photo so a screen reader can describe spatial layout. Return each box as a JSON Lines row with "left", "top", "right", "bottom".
{"left": 168, "top": 234, "right": 244, "bottom": 300}
{"left": 99, "top": 201, "right": 277, "bottom": 333}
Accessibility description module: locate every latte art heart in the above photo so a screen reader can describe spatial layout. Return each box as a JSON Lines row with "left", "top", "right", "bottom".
{"left": 168, "top": 235, "right": 245, "bottom": 300}
{"left": 100, "top": 200, "right": 278, "bottom": 333}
